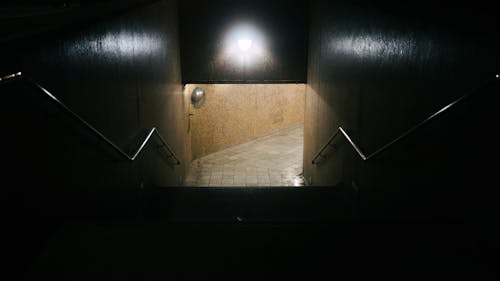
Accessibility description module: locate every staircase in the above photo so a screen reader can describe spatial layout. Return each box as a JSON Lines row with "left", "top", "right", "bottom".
{"left": 11, "top": 185, "right": 496, "bottom": 281}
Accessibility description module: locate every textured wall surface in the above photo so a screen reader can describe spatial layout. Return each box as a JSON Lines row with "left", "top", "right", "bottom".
{"left": 0, "top": 1, "right": 158, "bottom": 47}
{"left": 1, "top": 0, "right": 186, "bottom": 192}
{"left": 179, "top": 0, "right": 308, "bottom": 83}
{"left": 305, "top": 0, "right": 499, "bottom": 220}
{"left": 185, "top": 84, "right": 305, "bottom": 160}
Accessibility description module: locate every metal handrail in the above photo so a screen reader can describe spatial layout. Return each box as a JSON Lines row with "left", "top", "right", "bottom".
{"left": 312, "top": 75, "right": 499, "bottom": 164}
{"left": 1, "top": 72, "right": 181, "bottom": 165}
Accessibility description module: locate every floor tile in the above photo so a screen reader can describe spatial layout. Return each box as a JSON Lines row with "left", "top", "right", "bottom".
{"left": 185, "top": 124, "right": 305, "bottom": 187}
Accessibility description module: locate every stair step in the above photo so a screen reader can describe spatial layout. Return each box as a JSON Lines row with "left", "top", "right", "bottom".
{"left": 144, "top": 186, "right": 356, "bottom": 222}
{"left": 19, "top": 186, "right": 356, "bottom": 222}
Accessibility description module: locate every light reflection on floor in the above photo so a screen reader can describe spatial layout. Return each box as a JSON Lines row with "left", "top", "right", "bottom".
{"left": 185, "top": 124, "right": 305, "bottom": 187}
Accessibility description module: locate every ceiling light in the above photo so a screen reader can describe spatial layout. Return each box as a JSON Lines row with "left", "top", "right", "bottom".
{"left": 238, "top": 39, "right": 253, "bottom": 51}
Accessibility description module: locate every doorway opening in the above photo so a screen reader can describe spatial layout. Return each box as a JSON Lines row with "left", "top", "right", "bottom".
{"left": 183, "top": 83, "right": 306, "bottom": 187}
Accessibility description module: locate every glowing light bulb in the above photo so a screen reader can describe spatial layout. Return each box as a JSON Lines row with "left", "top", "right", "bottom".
{"left": 237, "top": 39, "right": 253, "bottom": 51}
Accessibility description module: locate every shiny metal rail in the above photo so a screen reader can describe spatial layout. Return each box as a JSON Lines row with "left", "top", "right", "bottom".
{"left": 312, "top": 74, "right": 499, "bottom": 164}
{"left": 1, "top": 72, "right": 180, "bottom": 165}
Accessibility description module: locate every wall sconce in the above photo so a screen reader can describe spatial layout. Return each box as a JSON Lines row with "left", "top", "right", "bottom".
{"left": 191, "top": 86, "right": 206, "bottom": 108}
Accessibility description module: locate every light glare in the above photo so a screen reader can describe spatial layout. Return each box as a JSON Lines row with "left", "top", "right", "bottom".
{"left": 67, "top": 32, "right": 162, "bottom": 59}
{"left": 218, "top": 22, "right": 272, "bottom": 68}
{"left": 238, "top": 39, "right": 253, "bottom": 51}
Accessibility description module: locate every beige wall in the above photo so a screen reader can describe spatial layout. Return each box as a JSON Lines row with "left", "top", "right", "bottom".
{"left": 185, "top": 84, "right": 305, "bottom": 160}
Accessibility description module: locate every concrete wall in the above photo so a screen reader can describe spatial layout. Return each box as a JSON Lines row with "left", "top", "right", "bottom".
{"left": 2, "top": 0, "right": 186, "bottom": 194}
{"left": 304, "top": 0, "right": 500, "bottom": 220}
{"left": 185, "top": 84, "right": 305, "bottom": 160}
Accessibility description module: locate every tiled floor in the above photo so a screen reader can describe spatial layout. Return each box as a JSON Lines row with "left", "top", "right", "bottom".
{"left": 184, "top": 125, "right": 305, "bottom": 187}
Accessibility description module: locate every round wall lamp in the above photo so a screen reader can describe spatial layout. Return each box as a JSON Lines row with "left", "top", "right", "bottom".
{"left": 191, "top": 86, "right": 206, "bottom": 108}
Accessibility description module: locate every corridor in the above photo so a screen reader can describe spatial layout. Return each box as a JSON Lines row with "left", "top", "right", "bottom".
{"left": 184, "top": 125, "right": 304, "bottom": 187}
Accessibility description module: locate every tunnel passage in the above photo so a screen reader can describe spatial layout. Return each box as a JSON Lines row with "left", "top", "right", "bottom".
{"left": 183, "top": 83, "right": 306, "bottom": 187}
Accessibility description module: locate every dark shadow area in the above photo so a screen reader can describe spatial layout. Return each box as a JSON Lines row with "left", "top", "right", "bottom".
{"left": 7, "top": 188, "right": 499, "bottom": 281}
